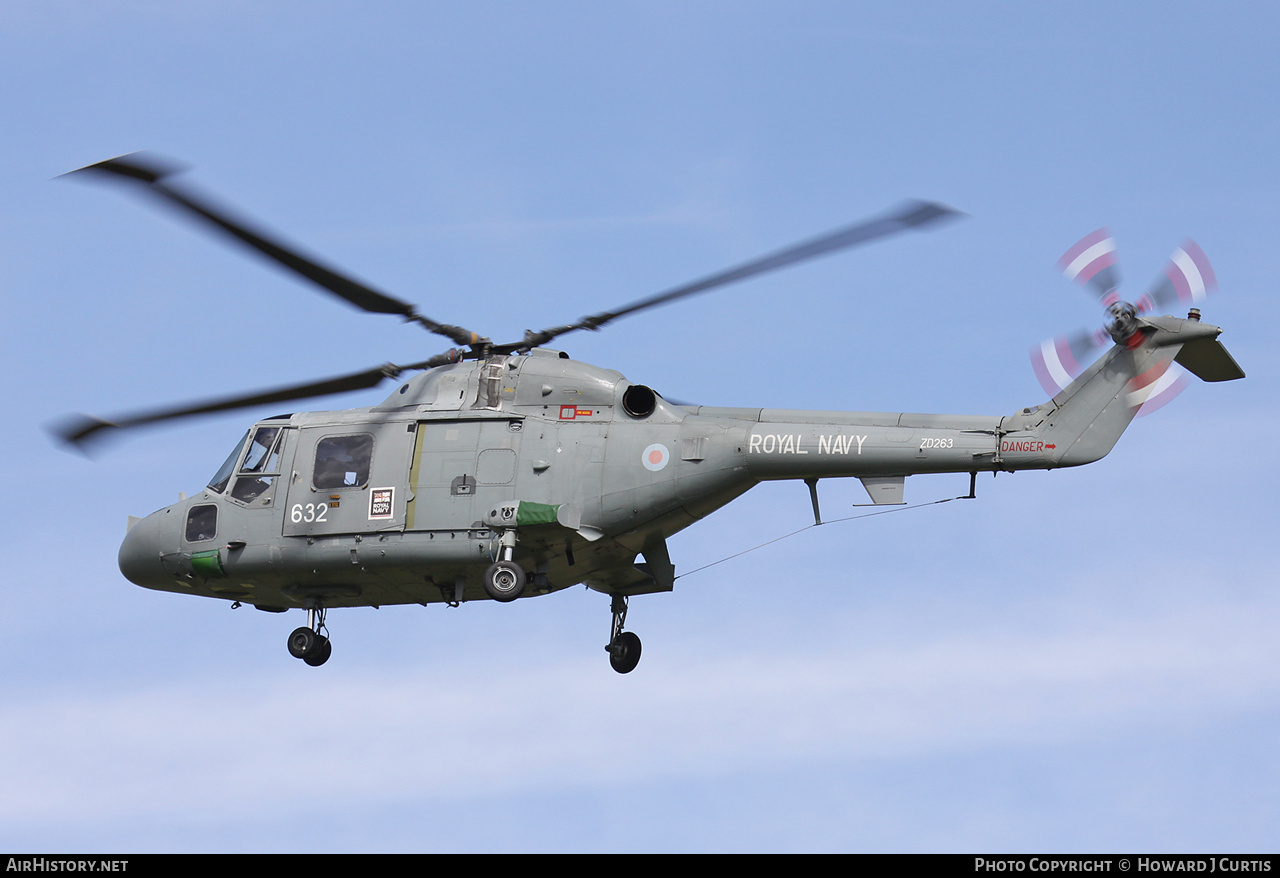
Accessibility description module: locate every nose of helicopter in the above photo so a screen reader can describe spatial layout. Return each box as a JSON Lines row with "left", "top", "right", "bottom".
{"left": 118, "top": 511, "right": 167, "bottom": 588}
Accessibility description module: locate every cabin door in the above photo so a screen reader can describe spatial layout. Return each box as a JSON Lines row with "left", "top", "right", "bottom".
{"left": 283, "top": 422, "right": 417, "bottom": 536}
{"left": 407, "top": 418, "right": 523, "bottom": 531}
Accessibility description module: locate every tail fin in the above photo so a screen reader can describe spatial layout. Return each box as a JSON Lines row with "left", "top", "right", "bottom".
{"left": 1027, "top": 315, "right": 1240, "bottom": 467}
{"left": 1038, "top": 343, "right": 1174, "bottom": 466}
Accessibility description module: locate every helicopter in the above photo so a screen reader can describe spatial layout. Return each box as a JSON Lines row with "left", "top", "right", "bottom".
{"left": 57, "top": 154, "right": 1245, "bottom": 673}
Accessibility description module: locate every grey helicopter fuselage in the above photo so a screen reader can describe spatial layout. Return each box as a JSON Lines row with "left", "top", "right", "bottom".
{"left": 61, "top": 154, "right": 1245, "bottom": 672}
{"left": 118, "top": 312, "right": 1227, "bottom": 613}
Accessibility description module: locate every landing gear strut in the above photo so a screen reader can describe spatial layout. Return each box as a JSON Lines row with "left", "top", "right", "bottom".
{"left": 287, "top": 606, "right": 332, "bottom": 666}
{"left": 606, "top": 594, "right": 641, "bottom": 674}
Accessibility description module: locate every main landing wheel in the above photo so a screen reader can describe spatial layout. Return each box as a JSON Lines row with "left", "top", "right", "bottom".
{"left": 484, "top": 560, "right": 527, "bottom": 602}
{"left": 608, "top": 631, "right": 642, "bottom": 674}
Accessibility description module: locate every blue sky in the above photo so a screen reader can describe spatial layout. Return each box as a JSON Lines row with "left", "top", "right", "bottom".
{"left": 2, "top": 1, "right": 1277, "bottom": 852}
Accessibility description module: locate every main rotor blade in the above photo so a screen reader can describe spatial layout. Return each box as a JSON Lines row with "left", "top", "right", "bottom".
{"left": 53, "top": 353, "right": 458, "bottom": 451}
{"left": 512, "top": 200, "right": 963, "bottom": 349}
{"left": 64, "top": 154, "right": 484, "bottom": 347}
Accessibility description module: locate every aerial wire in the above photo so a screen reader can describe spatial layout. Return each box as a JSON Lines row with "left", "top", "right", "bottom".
{"left": 674, "top": 492, "right": 973, "bottom": 581}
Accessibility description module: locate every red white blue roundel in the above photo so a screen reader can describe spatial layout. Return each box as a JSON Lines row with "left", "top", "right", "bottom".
{"left": 641, "top": 443, "right": 670, "bottom": 472}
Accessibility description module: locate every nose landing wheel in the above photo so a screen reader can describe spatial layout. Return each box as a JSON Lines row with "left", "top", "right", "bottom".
{"left": 287, "top": 607, "right": 331, "bottom": 666}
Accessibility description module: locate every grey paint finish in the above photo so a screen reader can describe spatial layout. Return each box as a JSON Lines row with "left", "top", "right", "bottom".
{"left": 117, "top": 314, "right": 1238, "bottom": 613}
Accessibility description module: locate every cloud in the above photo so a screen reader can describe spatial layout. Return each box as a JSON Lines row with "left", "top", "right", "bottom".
{"left": 3, "top": 581, "right": 1275, "bottom": 831}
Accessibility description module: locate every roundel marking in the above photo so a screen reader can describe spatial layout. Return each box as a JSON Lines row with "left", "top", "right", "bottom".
{"left": 641, "top": 443, "right": 670, "bottom": 472}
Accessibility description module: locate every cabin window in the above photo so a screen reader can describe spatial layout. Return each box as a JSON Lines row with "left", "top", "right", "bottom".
{"left": 185, "top": 504, "right": 218, "bottom": 542}
{"left": 313, "top": 433, "right": 374, "bottom": 490}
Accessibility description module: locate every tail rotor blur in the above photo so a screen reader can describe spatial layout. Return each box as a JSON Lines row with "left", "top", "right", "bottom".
{"left": 1031, "top": 229, "right": 1221, "bottom": 415}
{"left": 1056, "top": 227, "right": 1121, "bottom": 303}
{"left": 1135, "top": 240, "right": 1218, "bottom": 315}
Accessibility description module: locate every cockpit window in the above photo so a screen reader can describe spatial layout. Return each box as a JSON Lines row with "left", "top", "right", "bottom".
{"left": 185, "top": 504, "right": 218, "bottom": 542}
{"left": 230, "top": 426, "right": 286, "bottom": 504}
{"left": 208, "top": 431, "right": 249, "bottom": 494}
{"left": 313, "top": 433, "right": 374, "bottom": 490}
{"left": 239, "top": 427, "right": 281, "bottom": 473}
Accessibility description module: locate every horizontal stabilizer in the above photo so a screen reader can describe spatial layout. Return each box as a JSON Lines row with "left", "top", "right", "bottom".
{"left": 1174, "top": 338, "right": 1245, "bottom": 382}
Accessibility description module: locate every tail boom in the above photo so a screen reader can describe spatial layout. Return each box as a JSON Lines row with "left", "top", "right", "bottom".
{"left": 718, "top": 314, "right": 1239, "bottom": 488}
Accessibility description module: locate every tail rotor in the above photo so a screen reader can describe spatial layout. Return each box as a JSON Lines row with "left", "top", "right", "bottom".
{"left": 1031, "top": 229, "right": 1220, "bottom": 415}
